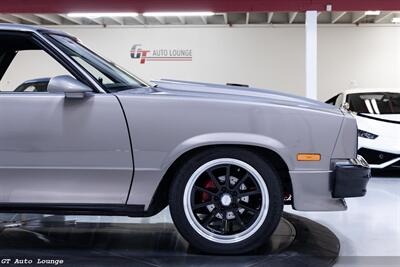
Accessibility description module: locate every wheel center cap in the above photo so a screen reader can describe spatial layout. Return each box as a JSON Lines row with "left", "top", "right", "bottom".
{"left": 220, "top": 193, "right": 232, "bottom": 207}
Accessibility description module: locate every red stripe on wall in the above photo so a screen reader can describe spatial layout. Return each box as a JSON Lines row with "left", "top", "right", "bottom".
{"left": 0, "top": 0, "right": 399, "bottom": 13}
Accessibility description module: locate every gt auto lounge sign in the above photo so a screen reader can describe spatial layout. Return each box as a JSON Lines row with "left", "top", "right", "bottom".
{"left": 130, "top": 44, "right": 193, "bottom": 64}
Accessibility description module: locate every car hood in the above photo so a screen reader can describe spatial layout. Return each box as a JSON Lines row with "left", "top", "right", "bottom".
{"left": 356, "top": 114, "right": 400, "bottom": 153}
{"left": 356, "top": 113, "right": 400, "bottom": 141}
{"left": 149, "top": 79, "right": 342, "bottom": 115}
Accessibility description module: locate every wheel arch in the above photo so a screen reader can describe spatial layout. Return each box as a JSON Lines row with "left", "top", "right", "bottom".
{"left": 147, "top": 144, "right": 293, "bottom": 216}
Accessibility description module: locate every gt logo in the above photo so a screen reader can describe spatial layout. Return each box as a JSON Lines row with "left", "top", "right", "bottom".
{"left": 130, "top": 44, "right": 150, "bottom": 64}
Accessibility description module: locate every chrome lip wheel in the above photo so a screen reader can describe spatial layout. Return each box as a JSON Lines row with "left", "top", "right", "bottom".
{"left": 183, "top": 158, "right": 269, "bottom": 244}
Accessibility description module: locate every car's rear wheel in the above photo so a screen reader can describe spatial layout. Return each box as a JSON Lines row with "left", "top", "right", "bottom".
{"left": 169, "top": 147, "right": 283, "bottom": 254}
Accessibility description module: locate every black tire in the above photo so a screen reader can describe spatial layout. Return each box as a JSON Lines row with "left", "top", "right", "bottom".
{"left": 169, "top": 147, "right": 283, "bottom": 255}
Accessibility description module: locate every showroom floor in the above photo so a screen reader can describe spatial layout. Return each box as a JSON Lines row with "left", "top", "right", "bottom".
{"left": 66, "top": 177, "right": 400, "bottom": 266}
{"left": 287, "top": 177, "right": 400, "bottom": 266}
{"left": 0, "top": 177, "right": 396, "bottom": 266}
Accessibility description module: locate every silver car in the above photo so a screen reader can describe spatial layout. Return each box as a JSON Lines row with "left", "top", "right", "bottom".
{"left": 0, "top": 24, "right": 370, "bottom": 254}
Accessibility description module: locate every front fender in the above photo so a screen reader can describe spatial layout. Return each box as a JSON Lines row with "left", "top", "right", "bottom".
{"left": 161, "top": 132, "right": 293, "bottom": 172}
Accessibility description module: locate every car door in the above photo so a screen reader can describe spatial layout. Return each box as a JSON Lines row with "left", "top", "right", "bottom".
{"left": 0, "top": 32, "right": 133, "bottom": 204}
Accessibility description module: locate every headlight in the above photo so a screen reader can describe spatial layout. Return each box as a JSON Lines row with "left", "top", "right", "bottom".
{"left": 358, "top": 129, "right": 378, "bottom": 139}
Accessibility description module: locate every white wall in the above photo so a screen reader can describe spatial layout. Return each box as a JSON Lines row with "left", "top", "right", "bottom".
{"left": 318, "top": 25, "right": 400, "bottom": 101}
{"left": 59, "top": 26, "right": 306, "bottom": 96}
{"left": 3, "top": 25, "right": 400, "bottom": 101}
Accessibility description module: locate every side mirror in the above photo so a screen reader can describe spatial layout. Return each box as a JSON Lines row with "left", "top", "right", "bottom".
{"left": 341, "top": 102, "right": 350, "bottom": 110}
{"left": 48, "top": 75, "right": 93, "bottom": 98}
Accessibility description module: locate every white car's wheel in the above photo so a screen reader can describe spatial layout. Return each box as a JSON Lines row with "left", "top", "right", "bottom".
{"left": 169, "top": 147, "right": 283, "bottom": 254}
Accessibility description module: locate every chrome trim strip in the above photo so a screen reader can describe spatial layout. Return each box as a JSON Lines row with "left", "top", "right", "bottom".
{"left": 0, "top": 166, "right": 131, "bottom": 171}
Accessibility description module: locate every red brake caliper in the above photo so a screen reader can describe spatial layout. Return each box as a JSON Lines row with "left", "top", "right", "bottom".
{"left": 202, "top": 179, "right": 216, "bottom": 202}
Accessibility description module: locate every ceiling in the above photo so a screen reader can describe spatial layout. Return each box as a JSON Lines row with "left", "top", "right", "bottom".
{"left": 0, "top": 12, "right": 399, "bottom": 26}
{"left": 1, "top": 0, "right": 400, "bottom": 13}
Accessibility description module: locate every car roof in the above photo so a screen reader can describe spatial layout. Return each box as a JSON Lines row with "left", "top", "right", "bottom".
{"left": 0, "top": 23, "right": 73, "bottom": 37}
{"left": 343, "top": 88, "right": 400, "bottom": 95}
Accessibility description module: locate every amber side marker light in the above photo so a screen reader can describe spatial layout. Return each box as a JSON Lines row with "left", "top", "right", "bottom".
{"left": 297, "top": 153, "right": 321, "bottom": 161}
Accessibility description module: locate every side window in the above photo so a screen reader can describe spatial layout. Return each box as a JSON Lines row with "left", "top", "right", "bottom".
{"left": 0, "top": 50, "right": 72, "bottom": 93}
{"left": 325, "top": 94, "right": 339, "bottom": 105}
{"left": 74, "top": 57, "right": 113, "bottom": 85}
{"left": 335, "top": 94, "right": 344, "bottom": 107}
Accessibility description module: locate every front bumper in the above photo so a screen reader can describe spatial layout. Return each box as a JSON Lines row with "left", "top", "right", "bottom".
{"left": 289, "top": 156, "right": 371, "bottom": 211}
{"left": 332, "top": 155, "right": 371, "bottom": 198}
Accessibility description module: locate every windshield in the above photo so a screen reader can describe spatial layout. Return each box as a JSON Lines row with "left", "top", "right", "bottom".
{"left": 347, "top": 92, "right": 400, "bottom": 114}
{"left": 46, "top": 34, "right": 149, "bottom": 92}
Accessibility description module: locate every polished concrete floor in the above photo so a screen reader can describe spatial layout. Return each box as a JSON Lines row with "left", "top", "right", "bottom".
{"left": 62, "top": 177, "right": 400, "bottom": 266}
{"left": 2, "top": 177, "right": 399, "bottom": 266}
{"left": 287, "top": 177, "right": 400, "bottom": 267}
{"left": 0, "top": 212, "right": 340, "bottom": 267}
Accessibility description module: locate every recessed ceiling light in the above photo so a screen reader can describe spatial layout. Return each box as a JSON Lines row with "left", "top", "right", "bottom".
{"left": 67, "top": 12, "right": 138, "bottom": 18}
{"left": 364, "top": 11, "right": 381, "bottom": 16}
{"left": 392, "top": 17, "right": 400, "bottom": 23}
{"left": 143, "top": 12, "right": 215, "bottom": 17}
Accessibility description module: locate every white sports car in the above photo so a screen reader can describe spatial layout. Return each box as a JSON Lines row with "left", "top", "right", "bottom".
{"left": 327, "top": 88, "right": 400, "bottom": 171}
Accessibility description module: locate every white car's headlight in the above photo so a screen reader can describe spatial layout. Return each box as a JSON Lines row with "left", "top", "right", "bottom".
{"left": 358, "top": 129, "right": 378, "bottom": 139}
